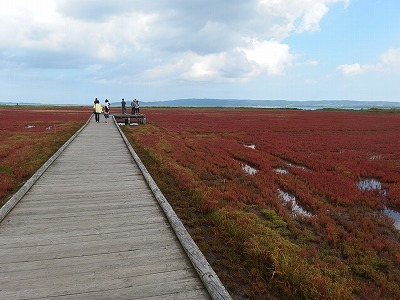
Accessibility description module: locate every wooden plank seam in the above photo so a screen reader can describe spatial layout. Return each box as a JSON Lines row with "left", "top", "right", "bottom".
{"left": 113, "top": 116, "right": 233, "bottom": 300}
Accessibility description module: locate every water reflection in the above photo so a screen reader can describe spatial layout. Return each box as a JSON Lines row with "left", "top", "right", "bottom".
{"left": 357, "top": 179, "right": 399, "bottom": 230}
{"left": 384, "top": 207, "right": 400, "bottom": 230}
{"left": 240, "top": 163, "right": 258, "bottom": 175}
{"left": 286, "top": 162, "right": 311, "bottom": 172}
{"left": 278, "top": 189, "right": 313, "bottom": 218}
{"left": 357, "top": 178, "right": 381, "bottom": 191}
{"left": 274, "top": 168, "right": 289, "bottom": 174}
{"left": 370, "top": 154, "right": 382, "bottom": 160}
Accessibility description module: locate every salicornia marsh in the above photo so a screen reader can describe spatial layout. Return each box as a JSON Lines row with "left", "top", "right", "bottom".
{"left": 122, "top": 108, "right": 400, "bottom": 300}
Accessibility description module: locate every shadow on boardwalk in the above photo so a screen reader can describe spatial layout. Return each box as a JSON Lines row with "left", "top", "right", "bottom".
{"left": 0, "top": 116, "right": 230, "bottom": 299}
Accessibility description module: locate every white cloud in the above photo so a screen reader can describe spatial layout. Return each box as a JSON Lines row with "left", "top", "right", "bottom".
{"left": 337, "top": 63, "right": 370, "bottom": 76}
{"left": 0, "top": 1, "right": 59, "bottom": 49}
{"left": 337, "top": 48, "right": 400, "bottom": 76}
{"left": 0, "top": 0, "right": 349, "bottom": 83}
{"left": 143, "top": 39, "right": 294, "bottom": 82}
{"left": 240, "top": 39, "right": 294, "bottom": 76}
{"left": 297, "top": 2, "right": 329, "bottom": 32}
{"left": 380, "top": 48, "right": 400, "bottom": 65}
{"left": 182, "top": 53, "right": 226, "bottom": 81}
{"left": 258, "top": 0, "right": 348, "bottom": 39}
{"left": 144, "top": 51, "right": 251, "bottom": 82}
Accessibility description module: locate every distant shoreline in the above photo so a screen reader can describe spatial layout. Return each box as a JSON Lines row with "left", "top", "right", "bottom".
{"left": 2, "top": 99, "right": 400, "bottom": 110}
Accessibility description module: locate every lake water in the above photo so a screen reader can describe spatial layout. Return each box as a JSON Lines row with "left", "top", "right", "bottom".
{"left": 278, "top": 189, "right": 313, "bottom": 218}
{"left": 357, "top": 178, "right": 382, "bottom": 191}
{"left": 357, "top": 178, "right": 400, "bottom": 230}
{"left": 384, "top": 208, "right": 400, "bottom": 230}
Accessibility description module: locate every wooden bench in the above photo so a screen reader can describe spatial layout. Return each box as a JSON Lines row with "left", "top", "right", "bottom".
{"left": 113, "top": 113, "right": 146, "bottom": 125}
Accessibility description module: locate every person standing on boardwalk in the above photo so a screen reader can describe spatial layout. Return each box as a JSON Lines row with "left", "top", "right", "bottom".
{"left": 105, "top": 99, "right": 110, "bottom": 114}
{"left": 132, "top": 98, "right": 140, "bottom": 114}
{"left": 104, "top": 100, "right": 110, "bottom": 123}
{"left": 135, "top": 98, "right": 140, "bottom": 114}
{"left": 121, "top": 98, "right": 126, "bottom": 114}
{"left": 131, "top": 99, "right": 136, "bottom": 115}
{"left": 93, "top": 98, "right": 102, "bottom": 123}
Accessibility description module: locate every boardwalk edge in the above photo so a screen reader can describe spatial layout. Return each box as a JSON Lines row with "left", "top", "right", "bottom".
{"left": 114, "top": 118, "right": 232, "bottom": 300}
{"left": 0, "top": 116, "right": 92, "bottom": 223}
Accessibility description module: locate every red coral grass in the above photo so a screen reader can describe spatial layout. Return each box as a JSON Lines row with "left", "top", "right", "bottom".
{"left": 122, "top": 108, "right": 400, "bottom": 299}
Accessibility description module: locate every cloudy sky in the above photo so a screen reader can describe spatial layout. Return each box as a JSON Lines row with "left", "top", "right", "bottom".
{"left": 0, "top": 0, "right": 399, "bottom": 104}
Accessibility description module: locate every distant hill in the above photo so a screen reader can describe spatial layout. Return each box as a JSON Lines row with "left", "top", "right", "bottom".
{"left": 131, "top": 99, "right": 400, "bottom": 110}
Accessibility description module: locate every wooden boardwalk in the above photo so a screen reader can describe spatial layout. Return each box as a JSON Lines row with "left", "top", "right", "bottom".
{"left": 0, "top": 116, "right": 224, "bottom": 299}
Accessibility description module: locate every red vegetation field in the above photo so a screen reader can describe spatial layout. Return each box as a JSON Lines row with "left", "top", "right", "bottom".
{"left": 123, "top": 108, "right": 400, "bottom": 299}
{"left": 0, "top": 106, "right": 90, "bottom": 206}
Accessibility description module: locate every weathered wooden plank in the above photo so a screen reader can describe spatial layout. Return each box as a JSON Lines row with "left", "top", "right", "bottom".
{"left": 0, "top": 248, "right": 186, "bottom": 275}
{"left": 5, "top": 201, "right": 159, "bottom": 216}
{"left": 0, "top": 271, "right": 203, "bottom": 299}
{"left": 56, "top": 288, "right": 210, "bottom": 300}
{"left": 0, "top": 257, "right": 193, "bottom": 290}
{"left": 4, "top": 205, "right": 160, "bottom": 221}
{"left": 0, "top": 215, "right": 167, "bottom": 237}
{"left": 0, "top": 234, "right": 180, "bottom": 262}
{"left": 1, "top": 215, "right": 168, "bottom": 236}
{"left": 0, "top": 224, "right": 172, "bottom": 249}
{"left": 10, "top": 188, "right": 151, "bottom": 202}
